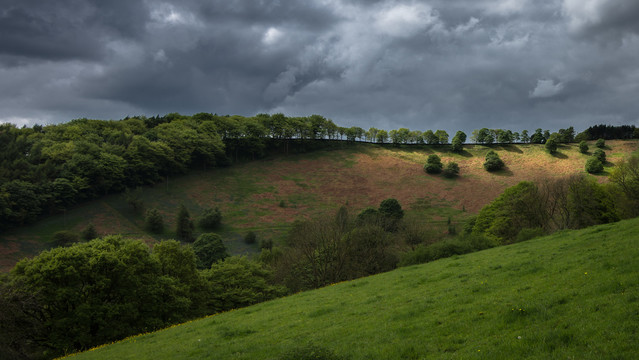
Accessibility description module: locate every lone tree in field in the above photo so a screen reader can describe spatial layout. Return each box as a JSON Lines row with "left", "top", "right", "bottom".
{"left": 545, "top": 137, "right": 558, "bottom": 154}
{"left": 198, "top": 207, "right": 222, "bottom": 230}
{"left": 442, "top": 162, "right": 460, "bottom": 178}
{"left": 484, "top": 151, "right": 505, "bottom": 172}
{"left": 176, "top": 204, "right": 195, "bottom": 242}
{"left": 451, "top": 137, "right": 463, "bottom": 153}
{"left": 579, "top": 141, "right": 589, "bottom": 154}
{"left": 593, "top": 149, "right": 607, "bottom": 164}
{"left": 424, "top": 154, "right": 443, "bottom": 174}
{"left": 145, "top": 208, "right": 164, "bottom": 234}
{"left": 596, "top": 138, "right": 606, "bottom": 148}
{"left": 451, "top": 131, "right": 466, "bottom": 153}
{"left": 586, "top": 158, "right": 604, "bottom": 174}
{"left": 379, "top": 198, "right": 404, "bottom": 220}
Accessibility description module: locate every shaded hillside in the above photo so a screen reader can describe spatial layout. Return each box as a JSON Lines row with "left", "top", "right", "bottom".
{"left": 1, "top": 139, "right": 637, "bottom": 271}
{"left": 63, "top": 217, "right": 639, "bottom": 360}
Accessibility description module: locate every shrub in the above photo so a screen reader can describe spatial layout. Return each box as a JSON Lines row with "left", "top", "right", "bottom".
{"left": 244, "top": 231, "right": 257, "bottom": 244}
{"left": 124, "top": 187, "right": 144, "bottom": 214}
{"left": 399, "top": 238, "right": 472, "bottom": 266}
{"left": 198, "top": 207, "right": 222, "bottom": 230}
{"left": 356, "top": 207, "right": 380, "bottom": 226}
{"left": 176, "top": 204, "right": 195, "bottom": 242}
{"left": 379, "top": 198, "right": 404, "bottom": 220}
{"left": 545, "top": 138, "right": 558, "bottom": 154}
{"left": 379, "top": 198, "right": 404, "bottom": 231}
{"left": 585, "top": 158, "right": 604, "bottom": 174}
{"left": 579, "top": 141, "right": 588, "bottom": 154}
{"left": 52, "top": 230, "right": 79, "bottom": 247}
{"left": 203, "top": 256, "right": 287, "bottom": 313}
{"left": 193, "top": 233, "right": 228, "bottom": 269}
{"left": 260, "top": 239, "right": 274, "bottom": 251}
{"left": 593, "top": 149, "right": 606, "bottom": 163}
{"left": 451, "top": 137, "right": 463, "bottom": 152}
{"left": 145, "top": 208, "right": 164, "bottom": 234}
{"left": 399, "top": 233, "right": 496, "bottom": 267}
{"left": 596, "top": 138, "right": 605, "bottom": 148}
{"left": 516, "top": 227, "right": 544, "bottom": 242}
{"left": 484, "top": 151, "right": 505, "bottom": 171}
{"left": 442, "top": 162, "right": 460, "bottom": 178}
{"left": 424, "top": 154, "right": 443, "bottom": 174}
{"left": 81, "top": 223, "right": 98, "bottom": 241}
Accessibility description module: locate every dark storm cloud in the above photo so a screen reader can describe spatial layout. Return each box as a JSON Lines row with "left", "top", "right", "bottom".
{"left": 1, "top": 0, "right": 638, "bottom": 135}
{"left": 0, "top": 0, "right": 148, "bottom": 64}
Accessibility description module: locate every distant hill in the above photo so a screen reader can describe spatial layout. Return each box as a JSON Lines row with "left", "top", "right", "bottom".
{"left": 1, "top": 139, "right": 637, "bottom": 271}
{"left": 62, "top": 216, "right": 639, "bottom": 360}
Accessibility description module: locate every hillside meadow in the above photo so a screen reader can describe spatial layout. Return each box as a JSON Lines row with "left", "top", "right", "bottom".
{"left": 1, "top": 139, "right": 637, "bottom": 271}
{"left": 61, "top": 216, "right": 639, "bottom": 360}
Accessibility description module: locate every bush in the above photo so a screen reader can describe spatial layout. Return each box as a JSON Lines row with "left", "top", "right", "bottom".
{"left": 593, "top": 149, "right": 606, "bottom": 163}
{"left": 399, "top": 234, "right": 496, "bottom": 267}
{"left": 484, "top": 151, "right": 505, "bottom": 171}
{"left": 52, "top": 230, "right": 79, "bottom": 247}
{"left": 356, "top": 207, "right": 380, "bottom": 226}
{"left": 379, "top": 198, "right": 404, "bottom": 231}
{"left": 379, "top": 198, "right": 404, "bottom": 220}
{"left": 176, "top": 204, "right": 195, "bottom": 242}
{"left": 451, "top": 137, "right": 463, "bottom": 152}
{"left": 585, "top": 158, "right": 604, "bottom": 174}
{"left": 516, "top": 227, "right": 544, "bottom": 242}
{"left": 203, "top": 256, "right": 286, "bottom": 313}
{"left": 596, "top": 138, "right": 605, "bottom": 148}
{"left": 145, "top": 208, "right": 164, "bottom": 234}
{"left": 424, "top": 154, "right": 443, "bottom": 174}
{"left": 260, "top": 238, "right": 274, "bottom": 251}
{"left": 198, "top": 207, "right": 222, "bottom": 230}
{"left": 545, "top": 138, "right": 558, "bottom": 154}
{"left": 193, "top": 233, "right": 228, "bottom": 269}
{"left": 442, "top": 162, "right": 460, "bottom": 178}
{"left": 579, "top": 141, "right": 589, "bottom": 154}
{"left": 244, "top": 231, "right": 257, "bottom": 244}
{"left": 399, "top": 238, "right": 472, "bottom": 266}
{"left": 81, "top": 223, "right": 98, "bottom": 241}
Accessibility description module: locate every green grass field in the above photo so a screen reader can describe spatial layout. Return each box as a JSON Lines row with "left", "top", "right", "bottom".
{"left": 62, "top": 216, "right": 639, "bottom": 360}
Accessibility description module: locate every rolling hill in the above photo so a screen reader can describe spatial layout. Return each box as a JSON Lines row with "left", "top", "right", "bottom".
{"left": 61, "top": 216, "right": 639, "bottom": 360}
{"left": 1, "top": 139, "right": 638, "bottom": 271}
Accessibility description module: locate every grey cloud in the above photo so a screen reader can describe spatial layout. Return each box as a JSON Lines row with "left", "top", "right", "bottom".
{"left": 563, "top": 0, "right": 639, "bottom": 40}
{"left": 0, "top": 0, "right": 148, "bottom": 64}
{"left": 1, "top": 0, "right": 638, "bottom": 135}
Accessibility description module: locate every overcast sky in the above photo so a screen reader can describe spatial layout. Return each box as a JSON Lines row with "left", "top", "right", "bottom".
{"left": 2, "top": 0, "right": 639, "bottom": 135}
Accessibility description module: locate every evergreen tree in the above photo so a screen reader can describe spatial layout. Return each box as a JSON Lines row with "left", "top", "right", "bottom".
{"left": 579, "top": 141, "right": 589, "bottom": 154}
{"left": 176, "top": 204, "right": 195, "bottom": 242}
{"left": 424, "top": 154, "right": 443, "bottom": 174}
{"left": 145, "top": 208, "right": 164, "bottom": 234}
{"left": 81, "top": 223, "right": 98, "bottom": 241}
{"left": 198, "top": 207, "right": 222, "bottom": 230}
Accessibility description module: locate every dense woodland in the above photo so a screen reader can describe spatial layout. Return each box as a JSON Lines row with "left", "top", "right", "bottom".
{"left": 1, "top": 114, "right": 639, "bottom": 359}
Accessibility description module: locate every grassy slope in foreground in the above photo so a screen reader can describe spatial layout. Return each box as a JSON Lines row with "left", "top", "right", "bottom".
{"left": 65, "top": 218, "right": 639, "bottom": 360}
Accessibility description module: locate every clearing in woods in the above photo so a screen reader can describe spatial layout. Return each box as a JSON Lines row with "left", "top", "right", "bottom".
{"left": 0, "top": 139, "right": 637, "bottom": 271}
